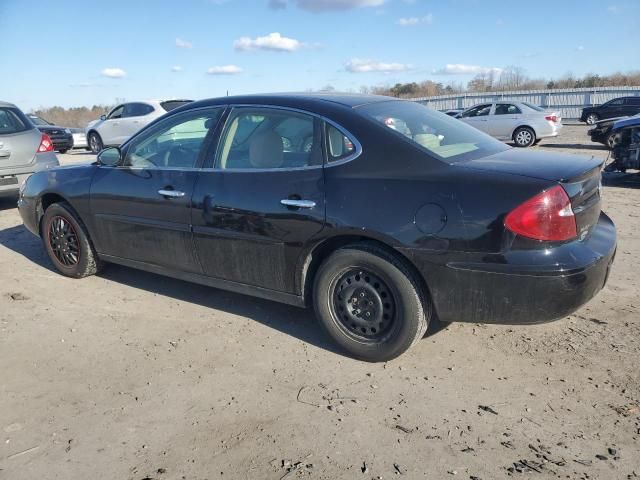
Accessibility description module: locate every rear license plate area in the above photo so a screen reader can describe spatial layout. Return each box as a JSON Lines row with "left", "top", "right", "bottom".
{"left": 0, "top": 176, "right": 19, "bottom": 186}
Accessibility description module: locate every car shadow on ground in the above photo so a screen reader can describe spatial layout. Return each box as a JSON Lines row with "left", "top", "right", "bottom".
{"left": 0, "top": 222, "right": 451, "bottom": 358}
{"left": 0, "top": 196, "right": 19, "bottom": 212}
{"left": 602, "top": 171, "right": 640, "bottom": 189}
{"left": 538, "top": 143, "right": 609, "bottom": 151}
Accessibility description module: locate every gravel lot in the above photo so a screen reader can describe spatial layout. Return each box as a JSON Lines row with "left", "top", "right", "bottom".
{"left": 1, "top": 125, "right": 639, "bottom": 479}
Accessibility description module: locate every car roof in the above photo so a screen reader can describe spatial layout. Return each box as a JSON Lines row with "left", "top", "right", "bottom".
{"left": 0, "top": 101, "right": 18, "bottom": 108}
{"left": 189, "top": 92, "right": 396, "bottom": 110}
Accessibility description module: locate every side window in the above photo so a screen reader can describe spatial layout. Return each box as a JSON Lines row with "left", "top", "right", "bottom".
{"left": 494, "top": 104, "right": 521, "bottom": 115}
{"left": 624, "top": 97, "right": 640, "bottom": 106}
{"left": 124, "top": 103, "right": 154, "bottom": 118}
{"left": 217, "top": 108, "right": 321, "bottom": 170}
{"left": 0, "top": 108, "right": 28, "bottom": 134}
{"left": 124, "top": 108, "right": 222, "bottom": 169}
{"left": 326, "top": 124, "right": 356, "bottom": 162}
{"left": 107, "top": 105, "right": 124, "bottom": 120}
{"left": 462, "top": 104, "right": 491, "bottom": 118}
{"left": 607, "top": 99, "right": 624, "bottom": 107}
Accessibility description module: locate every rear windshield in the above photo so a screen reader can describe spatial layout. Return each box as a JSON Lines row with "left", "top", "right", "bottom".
{"left": 357, "top": 100, "right": 509, "bottom": 163}
{"left": 28, "top": 115, "right": 51, "bottom": 126}
{"left": 522, "top": 102, "right": 545, "bottom": 112}
{"left": 160, "top": 100, "right": 193, "bottom": 112}
{"left": 0, "top": 108, "right": 31, "bottom": 134}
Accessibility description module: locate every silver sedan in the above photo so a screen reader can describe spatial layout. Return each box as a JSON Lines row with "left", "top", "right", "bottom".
{"left": 457, "top": 101, "right": 563, "bottom": 147}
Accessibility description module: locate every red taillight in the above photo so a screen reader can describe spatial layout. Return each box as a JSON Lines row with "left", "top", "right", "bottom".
{"left": 545, "top": 115, "right": 558, "bottom": 123}
{"left": 504, "top": 185, "right": 577, "bottom": 241}
{"left": 37, "top": 133, "right": 54, "bottom": 153}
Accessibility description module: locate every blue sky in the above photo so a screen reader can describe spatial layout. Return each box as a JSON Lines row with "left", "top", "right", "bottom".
{"left": 1, "top": 0, "right": 638, "bottom": 110}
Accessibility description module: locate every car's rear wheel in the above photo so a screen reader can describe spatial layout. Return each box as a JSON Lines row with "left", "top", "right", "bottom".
{"left": 58, "top": 149, "right": 68, "bottom": 154}
{"left": 42, "top": 202, "right": 103, "bottom": 278}
{"left": 607, "top": 131, "right": 620, "bottom": 149}
{"left": 313, "top": 244, "right": 430, "bottom": 362}
{"left": 513, "top": 127, "right": 536, "bottom": 148}
{"left": 88, "top": 132, "right": 103, "bottom": 154}
{"left": 586, "top": 113, "right": 599, "bottom": 125}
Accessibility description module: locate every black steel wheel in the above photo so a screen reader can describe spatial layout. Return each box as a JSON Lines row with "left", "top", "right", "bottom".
{"left": 331, "top": 268, "right": 396, "bottom": 341}
{"left": 42, "top": 202, "right": 103, "bottom": 278}
{"left": 48, "top": 215, "right": 80, "bottom": 267}
{"left": 313, "top": 243, "right": 430, "bottom": 362}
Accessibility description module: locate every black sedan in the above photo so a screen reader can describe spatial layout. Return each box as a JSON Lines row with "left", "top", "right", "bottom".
{"left": 27, "top": 115, "right": 74, "bottom": 153}
{"left": 18, "top": 94, "right": 616, "bottom": 361}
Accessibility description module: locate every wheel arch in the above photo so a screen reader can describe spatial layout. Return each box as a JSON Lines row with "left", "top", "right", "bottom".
{"left": 298, "top": 233, "right": 430, "bottom": 308}
{"left": 36, "top": 192, "right": 73, "bottom": 236}
{"left": 512, "top": 124, "right": 537, "bottom": 139}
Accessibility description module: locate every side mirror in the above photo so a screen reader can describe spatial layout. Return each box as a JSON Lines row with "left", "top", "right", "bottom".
{"left": 97, "top": 147, "right": 121, "bottom": 166}
{"left": 100, "top": 114, "right": 107, "bottom": 121}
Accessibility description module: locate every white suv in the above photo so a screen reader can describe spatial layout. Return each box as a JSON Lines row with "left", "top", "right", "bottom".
{"left": 86, "top": 99, "right": 192, "bottom": 153}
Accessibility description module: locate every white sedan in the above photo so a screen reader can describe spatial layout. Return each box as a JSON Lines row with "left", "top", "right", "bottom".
{"left": 457, "top": 101, "right": 562, "bottom": 147}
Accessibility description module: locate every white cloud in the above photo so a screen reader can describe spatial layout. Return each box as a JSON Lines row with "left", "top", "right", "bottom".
{"left": 397, "top": 14, "right": 433, "bottom": 26}
{"left": 101, "top": 68, "right": 126, "bottom": 78}
{"left": 345, "top": 58, "right": 412, "bottom": 73}
{"left": 176, "top": 37, "right": 193, "bottom": 49}
{"left": 295, "top": 0, "right": 384, "bottom": 12}
{"left": 576, "top": 45, "right": 585, "bottom": 51}
{"left": 207, "top": 65, "right": 243, "bottom": 75}
{"left": 234, "top": 32, "right": 303, "bottom": 52}
{"left": 171, "top": 66, "right": 183, "bottom": 72}
{"left": 433, "top": 64, "right": 503, "bottom": 75}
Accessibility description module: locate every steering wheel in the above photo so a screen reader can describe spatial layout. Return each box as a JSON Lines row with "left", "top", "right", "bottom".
{"left": 162, "top": 145, "right": 193, "bottom": 168}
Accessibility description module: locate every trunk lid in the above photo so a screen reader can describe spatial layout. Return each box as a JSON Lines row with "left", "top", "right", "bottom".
{"left": 0, "top": 128, "right": 39, "bottom": 171}
{"left": 457, "top": 149, "right": 603, "bottom": 240}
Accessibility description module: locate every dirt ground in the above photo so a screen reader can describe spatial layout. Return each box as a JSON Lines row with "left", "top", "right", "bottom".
{"left": 1, "top": 125, "right": 639, "bottom": 480}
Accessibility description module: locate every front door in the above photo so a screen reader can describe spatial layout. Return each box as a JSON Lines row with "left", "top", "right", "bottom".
{"left": 459, "top": 103, "right": 493, "bottom": 135}
{"left": 89, "top": 107, "right": 224, "bottom": 272}
{"left": 191, "top": 106, "right": 325, "bottom": 294}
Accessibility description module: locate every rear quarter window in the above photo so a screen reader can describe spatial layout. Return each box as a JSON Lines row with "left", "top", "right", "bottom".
{"left": 0, "top": 108, "right": 31, "bottom": 134}
{"left": 161, "top": 100, "right": 193, "bottom": 112}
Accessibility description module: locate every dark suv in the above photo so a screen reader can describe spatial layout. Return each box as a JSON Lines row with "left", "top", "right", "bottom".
{"left": 28, "top": 115, "right": 74, "bottom": 153}
{"left": 581, "top": 96, "right": 640, "bottom": 125}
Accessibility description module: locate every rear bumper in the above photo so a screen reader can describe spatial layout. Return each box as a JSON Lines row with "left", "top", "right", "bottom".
{"left": 52, "top": 137, "right": 74, "bottom": 151}
{"left": 403, "top": 212, "right": 616, "bottom": 324}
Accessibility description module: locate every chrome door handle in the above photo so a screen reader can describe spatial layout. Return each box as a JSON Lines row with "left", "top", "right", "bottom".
{"left": 281, "top": 199, "right": 315, "bottom": 209}
{"left": 158, "top": 189, "right": 185, "bottom": 198}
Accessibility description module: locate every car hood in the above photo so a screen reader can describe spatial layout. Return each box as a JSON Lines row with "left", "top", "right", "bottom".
{"left": 613, "top": 115, "right": 640, "bottom": 130}
{"left": 455, "top": 148, "right": 603, "bottom": 182}
{"left": 86, "top": 119, "right": 101, "bottom": 130}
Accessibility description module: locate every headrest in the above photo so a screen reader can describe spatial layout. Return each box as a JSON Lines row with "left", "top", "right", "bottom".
{"left": 249, "top": 130, "right": 283, "bottom": 168}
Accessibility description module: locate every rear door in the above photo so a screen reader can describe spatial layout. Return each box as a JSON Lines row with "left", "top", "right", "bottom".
{"left": 0, "top": 107, "right": 39, "bottom": 170}
{"left": 89, "top": 106, "right": 224, "bottom": 272}
{"left": 191, "top": 106, "right": 325, "bottom": 294}
{"left": 459, "top": 104, "right": 493, "bottom": 134}
{"left": 488, "top": 103, "right": 522, "bottom": 139}
{"left": 120, "top": 103, "right": 155, "bottom": 142}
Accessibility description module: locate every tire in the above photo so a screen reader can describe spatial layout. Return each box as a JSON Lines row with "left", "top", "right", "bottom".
{"left": 88, "top": 132, "right": 103, "bottom": 154}
{"left": 607, "top": 131, "right": 619, "bottom": 149}
{"left": 42, "top": 202, "right": 103, "bottom": 278}
{"left": 513, "top": 127, "right": 536, "bottom": 148}
{"left": 586, "top": 113, "right": 599, "bottom": 125}
{"left": 58, "top": 149, "right": 68, "bottom": 154}
{"left": 312, "top": 243, "right": 431, "bottom": 362}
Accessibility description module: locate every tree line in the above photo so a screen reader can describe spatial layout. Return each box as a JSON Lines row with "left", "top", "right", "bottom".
{"left": 31, "top": 105, "right": 111, "bottom": 128}
{"left": 359, "top": 69, "right": 640, "bottom": 99}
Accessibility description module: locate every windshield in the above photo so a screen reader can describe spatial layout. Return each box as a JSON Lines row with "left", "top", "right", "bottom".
{"left": 28, "top": 115, "right": 51, "bottom": 126}
{"left": 522, "top": 102, "right": 545, "bottom": 112}
{"left": 357, "top": 100, "right": 509, "bottom": 163}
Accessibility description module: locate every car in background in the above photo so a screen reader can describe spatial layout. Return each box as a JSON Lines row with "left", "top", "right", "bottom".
{"left": 27, "top": 114, "right": 74, "bottom": 153}
{"left": 580, "top": 96, "right": 640, "bottom": 125}
{"left": 86, "top": 99, "right": 192, "bottom": 153}
{"left": 457, "top": 101, "right": 562, "bottom": 147}
{"left": 69, "top": 128, "right": 88, "bottom": 149}
{"left": 0, "top": 101, "right": 59, "bottom": 198}
{"left": 587, "top": 114, "right": 637, "bottom": 148}
{"left": 18, "top": 93, "right": 615, "bottom": 361}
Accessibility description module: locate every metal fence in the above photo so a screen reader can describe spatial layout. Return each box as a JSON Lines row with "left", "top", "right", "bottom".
{"left": 410, "top": 86, "right": 640, "bottom": 120}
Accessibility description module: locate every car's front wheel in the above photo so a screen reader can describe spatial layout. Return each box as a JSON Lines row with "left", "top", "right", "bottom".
{"left": 586, "top": 113, "right": 599, "bottom": 125}
{"left": 88, "top": 132, "right": 103, "bottom": 154}
{"left": 513, "top": 127, "right": 536, "bottom": 148}
{"left": 42, "top": 202, "right": 103, "bottom": 278}
{"left": 313, "top": 244, "right": 430, "bottom": 362}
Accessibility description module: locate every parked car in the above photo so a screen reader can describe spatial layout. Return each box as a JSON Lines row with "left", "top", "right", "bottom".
{"left": 457, "top": 101, "right": 562, "bottom": 147}
{"left": 18, "top": 94, "right": 616, "bottom": 361}
{"left": 587, "top": 114, "right": 638, "bottom": 148}
{"left": 605, "top": 115, "right": 640, "bottom": 173}
{"left": 27, "top": 114, "right": 74, "bottom": 153}
{"left": 86, "top": 99, "right": 192, "bottom": 153}
{"left": 580, "top": 96, "right": 640, "bottom": 125}
{"left": 70, "top": 128, "right": 88, "bottom": 149}
{"left": 0, "top": 101, "right": 59, "bottom": 198}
